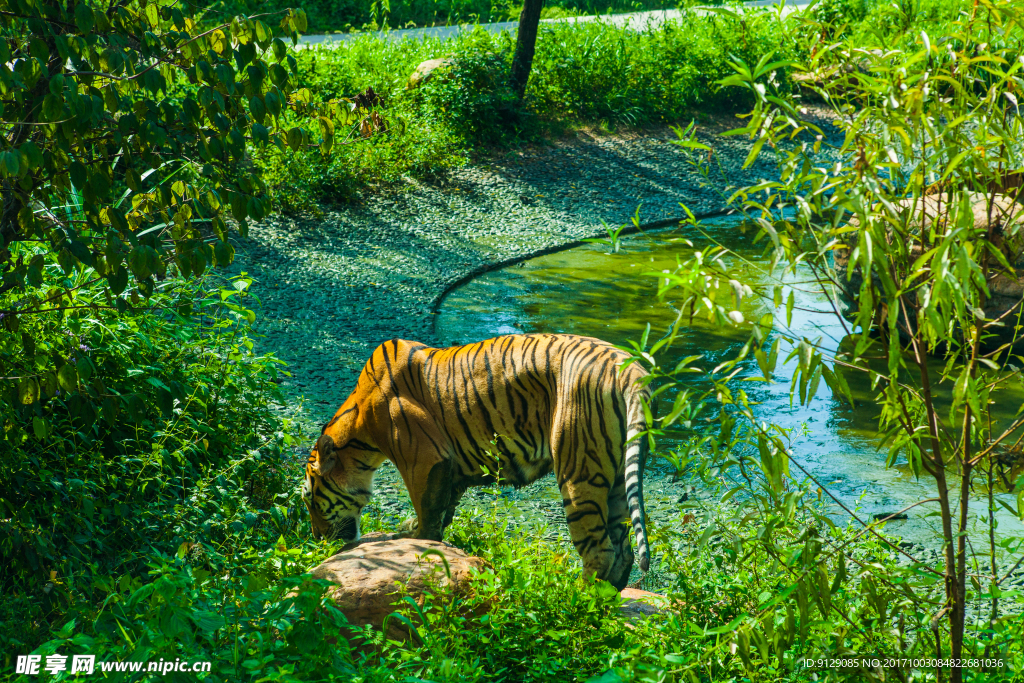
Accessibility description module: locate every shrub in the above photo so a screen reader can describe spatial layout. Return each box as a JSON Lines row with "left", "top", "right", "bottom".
{"left": 0, "top": 262, "right": 295, "bottom": 653}
{"left": 619, "top": 0, "right": 1024, "bottom": 680}
{"left": 419, "top": 49, "right": 523, "bottom": 144}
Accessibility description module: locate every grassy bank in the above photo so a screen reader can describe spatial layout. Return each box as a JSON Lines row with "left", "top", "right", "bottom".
{"left": 0, "top": 264, "right": 296, "bottom": 656}
{"left": 257, "top": 10, "right": 798, "bottom": 212}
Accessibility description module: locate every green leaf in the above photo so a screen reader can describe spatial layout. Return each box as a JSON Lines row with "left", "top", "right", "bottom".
{"left": 19, "top": 141, "right": 43, "bottom": 170}
{"left": 75, "top": 3, "right": 95, "bottom": 32}
{"left": 2, "top": 151, "right": 20, "bottom": 176}
{"left": 76, "top": 357, "right": 94, "bottom": 382}
{"left": 939, "top": 149, "right": 971, "bottom": 182}
{"left": 996, "top": 497, "right": 1019, "bottom": 519}
{"left": 190, "top": 610, "right": 226, "bottom": 634}
{"left": 32, "top": 416, "right": 49, "bottom": 440}
{"left": 743, "top": 135, "right": 767, "bottom": 170}
{"left": 754, "top": 347, "right": 770, "bottom": 380}
{"left": 175, "top": 253, "right": 192, "bottom": 278}
{"left": 58, "top": 364, "right": 79, "bottom": 391}
{"left": 69, "top": 161, "right": 87, "bottom": 189}
{"left": 42, "top": 94, "right": 63, "bottom": 121}
{"left": 586, "top": 673, "right": 625, "bottom": 683}
{"left": 21, "top": 332, "right": 36, "bottom": 359}
{"left": 42, "top": 372, "right": 58, "bottom": 397}
{"left": 146, "top": 377, "right": 171, "bottom": 392}
{"left": 214, "top": 240, "right": 235, "bottom": 266}
{"left": 18, "top": 378, "right": 40, "bottom": 405}
{"left": 48, "top": 74, "right": 65, "bottom": 97}
{"left": 249, "top": 96, "right": 266, "bottom": 124}
{"left": 128, "top": 246, "right": 155, "bottom": 280}
{"left": 272, "top": 39, "right": 287, "bottom": 61}
{"left": 264, "top": 89, "right": 283, "bottom": 117}
{"left": 189, "top": 247, "right": 207, "bottom": 276}
{"left": 27, "top": 254, "right": 44, "bottom": 286}
{"left": 107, "top": 264, "right": 128, "bottom": 295}
{"left": 29, "top": 38, "right": 48, "bottom": 61}
{"left": 807, "top": 364, "right": 823, "bottom": 403}
{"left": 230, "top": 193, "right": 248, "bottom": 221}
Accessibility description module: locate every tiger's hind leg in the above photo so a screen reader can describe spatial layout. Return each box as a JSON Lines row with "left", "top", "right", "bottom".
{"left": 561, "top": 473, "right": 632, "bottom": 591}
{"left": 606, "top": 475, "right": 634, "bottom": 589}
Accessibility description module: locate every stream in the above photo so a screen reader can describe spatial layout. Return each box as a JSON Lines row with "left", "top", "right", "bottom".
{"left": 434, "top": 217, "right": 1024, "bottom": 557}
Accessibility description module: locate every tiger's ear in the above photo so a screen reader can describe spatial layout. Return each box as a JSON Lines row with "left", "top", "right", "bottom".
{"left": 314, "top": 434, "right": 337, "bottom": 476}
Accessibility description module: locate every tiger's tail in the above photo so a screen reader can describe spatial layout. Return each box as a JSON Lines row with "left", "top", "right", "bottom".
{"left": 624, "top": 386, "right": 651, "bottom": 573}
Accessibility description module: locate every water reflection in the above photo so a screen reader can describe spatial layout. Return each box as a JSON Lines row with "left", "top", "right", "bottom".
{"left": 435, "top": 218, "right": 1024, "bottom": 548}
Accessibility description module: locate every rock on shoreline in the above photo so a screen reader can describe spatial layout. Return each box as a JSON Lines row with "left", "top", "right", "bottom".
{"left": 310, "top": 535, "right": 489, "bottom": 642}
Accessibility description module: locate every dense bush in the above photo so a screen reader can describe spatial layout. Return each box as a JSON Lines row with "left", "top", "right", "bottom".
{"left": 0, "top": 0, "right": 316, "bottom": 318}
{"left": 809, "top": 0, "right": 965, "bottom": 42}
{"left": 624, "top": 0, "right": 1024, "bottom": 680}
{"left": 0, "top": 262, "right": 295, "bottom": 654}
{"left": 252, "top": 99, "right": 467, "bottom": 210}
{"left": 419, "top": 50, "right": 523, "bottom": 142}
{"left": 252, "top": 0, "right": 986, "bottom": 212}
{"left": 0, "top": 0, "right": 328, "bottom": 665}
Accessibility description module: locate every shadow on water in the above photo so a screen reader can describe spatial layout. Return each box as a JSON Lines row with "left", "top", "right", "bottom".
{"left": 435, "top": 217, "right": 1024, "bottom": 550}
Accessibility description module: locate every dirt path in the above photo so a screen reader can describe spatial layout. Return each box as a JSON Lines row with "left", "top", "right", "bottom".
{"left": 299, "top": 1, "right": 812, "bottom": 47}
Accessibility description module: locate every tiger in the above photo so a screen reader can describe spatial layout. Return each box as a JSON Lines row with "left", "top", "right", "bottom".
{"left": 301, "top": 333, "right": 653, "bottom": 591}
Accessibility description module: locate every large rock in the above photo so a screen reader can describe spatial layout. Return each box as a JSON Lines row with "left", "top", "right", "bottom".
{"left": 619, "top": 587, "right": 669, "bottom": 622}
{"left": 833, "top": 192, "right": 1024, "bottom": 348}
{"left": 407, "top": 58, "right": 455, "bottom": 88}
{"left": 309, "top": 534, "right": 489, "bottom": 641}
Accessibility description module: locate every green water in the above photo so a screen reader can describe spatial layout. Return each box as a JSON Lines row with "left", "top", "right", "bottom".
{"left": 435, "top": 218, "right": 1024, "bottom": 549}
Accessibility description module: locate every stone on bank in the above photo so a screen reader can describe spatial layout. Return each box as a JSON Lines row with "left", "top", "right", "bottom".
{"left": 309, "top": 534, "right": 488, "bottom": 641}
{"left": 307, "top": 534, "right": 672, "bottom": 643}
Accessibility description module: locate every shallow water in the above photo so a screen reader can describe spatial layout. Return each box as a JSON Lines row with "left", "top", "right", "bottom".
{"left": 435, "top": 217, "right": 1024, "bottom": 551}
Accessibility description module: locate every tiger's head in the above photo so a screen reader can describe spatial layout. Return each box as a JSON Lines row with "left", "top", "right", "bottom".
{"left": 302, "top": 433, "right": 377, "bottom": 542}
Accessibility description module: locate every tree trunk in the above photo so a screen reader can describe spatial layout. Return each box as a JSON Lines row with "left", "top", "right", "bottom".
{"left": 511, "top": 0, "right": 544, "bottom": 100}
